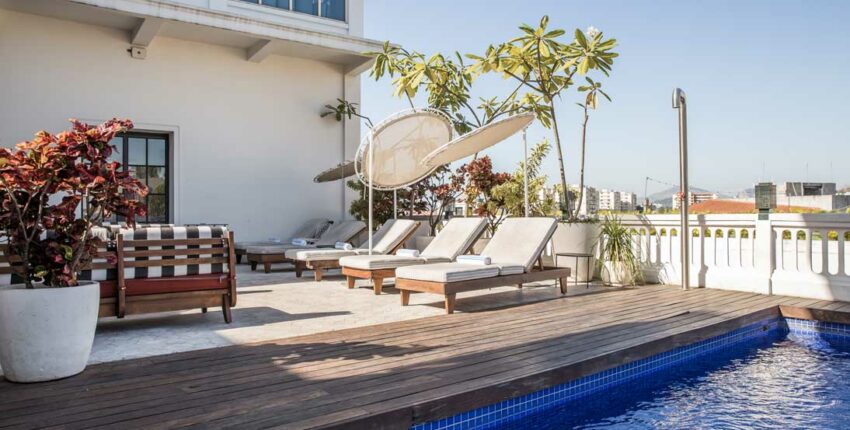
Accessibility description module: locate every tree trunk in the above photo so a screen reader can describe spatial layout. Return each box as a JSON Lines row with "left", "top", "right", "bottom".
{"left": 572, "top": 106, "right": 590, "bottom": 220}
{"left": 549, "top": 103, "right": 569, "bottom": 219}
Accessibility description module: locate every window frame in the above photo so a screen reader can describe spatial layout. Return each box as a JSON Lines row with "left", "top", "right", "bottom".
{"left": 111, "top": 131, "right": 171, "bottom": 224}
{"left": 240, "top": 0, "right": 346, "bottom": 22}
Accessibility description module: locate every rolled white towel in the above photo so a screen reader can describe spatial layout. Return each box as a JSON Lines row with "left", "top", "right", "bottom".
{"left": 456, "top": 255, "right": 492, "bottom": 265}
{"left": 291, "top": 238, "right": 308, "bottom": 246}
{"left": 335, "top": 242, "right": 353, "bottom": 250}
{"left": 396, "top": 249, "right": 420, "bottom": 258}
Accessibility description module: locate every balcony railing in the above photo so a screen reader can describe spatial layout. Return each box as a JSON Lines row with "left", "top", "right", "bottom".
{"left": 617, "top": 214, "right": 850, "bottom": 301}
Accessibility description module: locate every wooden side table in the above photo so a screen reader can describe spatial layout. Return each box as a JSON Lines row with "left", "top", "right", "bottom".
{"left": 554, "top": 252, "right": 593, "bottom": 288}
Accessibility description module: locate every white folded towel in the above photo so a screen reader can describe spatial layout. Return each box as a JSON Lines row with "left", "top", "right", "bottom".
{"left": 291, "top": 238, "right": 309, "bottom": 246}
{"left": 456, "top": 255, "right": 492, "bottom": 265}
{"left": 335, "top": 242, "right": 353, "bottom": 250}
{"left": 396, "top": 249, "right": 420, "bottom": 258}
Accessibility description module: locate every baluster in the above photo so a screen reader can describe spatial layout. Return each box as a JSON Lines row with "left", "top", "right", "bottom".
{"left": 775, "top": 228, "right": 784, "bottom": 270}
{"left": 725, "top": 229, "right": 731, "bottom": 267}
{"left": 839, "top": 231, "right": 846, "bottom": 276}
{"left": 735, "top": 228, "right": 750, "bottom": 267}
{"left": 804, "top": 229, "right": 813, "bottom": 272}
{"left": 821, "top": 230, "right": 829, "bottom": 275}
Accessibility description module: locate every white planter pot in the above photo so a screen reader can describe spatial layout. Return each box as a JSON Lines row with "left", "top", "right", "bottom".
{"left": 551, "top": 222, "right": 600, "bottom": 282}
{"left": 601, "top": 261, "right": 635, "bottom": 286}
{"left": 0, "top": 282, "right": 99, "bottom": 383}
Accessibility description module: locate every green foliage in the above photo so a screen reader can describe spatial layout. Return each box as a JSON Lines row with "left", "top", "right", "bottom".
{"left": 346, "top": 179, "right": 423, "bottom": 229}
{"left": 597, "top": 216, "right": 642, "bottom": 285}
{"left": 409, "top": 166, "right": 465, "bottom": 235}
{"left": 491, "top": 139, "right": 558, "bottom": 217}
{"left": 456, "top": 156, "right": 511, "bottom": 234}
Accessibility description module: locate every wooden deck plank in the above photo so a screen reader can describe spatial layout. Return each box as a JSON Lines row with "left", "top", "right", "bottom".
{"left": 0, "top": 286, "right": 845, "bottom": 430}
{"left": 7, "top": 289, "right": 714, "bottom": 427}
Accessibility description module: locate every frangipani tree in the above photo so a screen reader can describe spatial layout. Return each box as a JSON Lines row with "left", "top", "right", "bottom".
{"left": 468, "top": 17, "right": 618, "bottom": 220}
{"left": 368, "top": 43, "right": 529, "bottom": 135}
{"left": 491, "top": 139, "right": 558, "bottom": 217}
{"left": 572, "top": 77, "right": 611, "bottom": 219}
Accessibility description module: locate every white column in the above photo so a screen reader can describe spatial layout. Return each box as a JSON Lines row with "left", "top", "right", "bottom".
{"left": 754, "top": 217, "right": 775, "bottom": 295}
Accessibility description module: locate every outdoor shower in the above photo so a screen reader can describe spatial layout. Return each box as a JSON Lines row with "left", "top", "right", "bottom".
{"left": 673, "top": 88, "right": 690, "bottom": 290}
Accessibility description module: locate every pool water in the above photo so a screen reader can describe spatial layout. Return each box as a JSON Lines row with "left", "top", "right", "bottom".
{"left": 503, "top": 325, "right": 850, "bottom": 429}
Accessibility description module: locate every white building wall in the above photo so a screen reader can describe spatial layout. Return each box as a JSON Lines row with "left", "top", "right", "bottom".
{"left": 0, "top": 9, "right": 353, "bottom": 241}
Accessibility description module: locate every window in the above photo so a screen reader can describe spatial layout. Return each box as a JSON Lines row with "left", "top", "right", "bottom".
{"left": 108, "top": 133, "right": 170, "bottom": 223}
{"left": 240, "top": 0, "right": 346, "bottom": 22}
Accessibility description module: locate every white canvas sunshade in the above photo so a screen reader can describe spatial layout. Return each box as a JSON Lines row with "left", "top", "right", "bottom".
{"left": 355, "top": 109, "right": 453, "bottom": 190}
{"left": 421, "top": 113, "right": 535, "bottom": 168}
{"left": 314, "top": 160, "right": 357, "bottom": 183}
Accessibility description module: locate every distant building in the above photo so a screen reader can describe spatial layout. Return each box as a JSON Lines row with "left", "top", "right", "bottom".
{"left": 598, "top": 189, "right": 621, "bottom": 211}
{"left": 620, "top": 192, "right": 638, "bottom": 211}
{"left": 673, "top": 192, "right": 718, "bottom": 210}
{"left": 729, "top": 181, "right": 850, "bottom": 211}
{"left": 568, "top": 186, "right": 599, "bottom": 216}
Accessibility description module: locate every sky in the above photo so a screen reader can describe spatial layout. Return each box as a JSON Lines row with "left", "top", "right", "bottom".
{"left": 360, "top": 0, "right": 850, "bottom": 198}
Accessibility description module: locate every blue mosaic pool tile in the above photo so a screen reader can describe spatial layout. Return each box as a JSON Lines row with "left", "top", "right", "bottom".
{"left": 411, "top": 318, "right": 790, "bottom": 430}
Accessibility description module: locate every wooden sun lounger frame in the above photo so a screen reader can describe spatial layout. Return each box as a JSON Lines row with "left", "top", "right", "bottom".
{"left": 295, "top": 221, "right": 421, "bottom": 282}
{"left": 340, "top": 226, "right": 487, "bottom": 295}
{"left": 245, "top": 225, "right": 368, "bottom": 274}
{"left": 395, "top": 256, "right": 571, "bottom": 314}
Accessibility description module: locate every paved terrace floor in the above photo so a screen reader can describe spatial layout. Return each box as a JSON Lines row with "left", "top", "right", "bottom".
{"left": 2, "top": 285, "right": 847, "bottom": 429}
{"left": 89, "top": 265, "right": 611, "bottom": 364}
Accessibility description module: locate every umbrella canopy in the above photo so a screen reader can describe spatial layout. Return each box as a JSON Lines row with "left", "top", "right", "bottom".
{"left": 421, "top": 113, "right": 535, "bottom": 168}
{"left": 313, "top": 160, "right": 357, "bottom": 183}
{"left": 355, "top": 108, "right": 453, "bottom": 190}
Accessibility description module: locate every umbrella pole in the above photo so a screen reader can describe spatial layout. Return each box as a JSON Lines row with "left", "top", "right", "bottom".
{"left": 523, "top": 128, "right": 529, "bottom": 217}
{"left": 393, "top": 190, "right": 398, "bottom": 219}
{"left": 368, "top": 133, "right": 374, "bottom": 255}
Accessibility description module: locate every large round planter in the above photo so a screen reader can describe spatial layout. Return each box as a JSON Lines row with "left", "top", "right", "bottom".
{"left": 0, "top": 282, "right": 99, "bottom": 383}
{"left": 601, "top": 261, "right": 635, "bottom": 286}
{"left": 551, "top": 222, "right": 600, "bottom": 282}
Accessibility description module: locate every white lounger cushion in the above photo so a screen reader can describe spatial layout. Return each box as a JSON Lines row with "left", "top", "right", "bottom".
{"left": 339, "top": 254, "right": 451, "bottom": 270}
{"left": 287, "top": 248, "right": 360, "bottom": 261}
{"left": 481, "top": 217, "right": 558, "bottom": 271}
{"left": 290, "top": 219, "right": 419, "bottom": 262}
{"left": 314, "top": 220, "right": 367, "bottom": 247}
{"left": 339, "top": 218, "right": 485, "bottom": 271}
{"left": 396, "top": 217, "right": 557, "bottom": 283}
{"left": 420, "top": 218, "right": 487, "bottom": 260}
{"left": 246, "top": 244, "right": 311, "bottom": 254}
{"left": 396, "top": 263, "right": 500, "bottom": 283}
{"left": 235, "top": 218, "right": 331, "bottom": 251}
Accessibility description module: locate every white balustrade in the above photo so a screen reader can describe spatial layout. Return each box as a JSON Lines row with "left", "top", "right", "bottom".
{"left": 615, "top": 214, "right": 850, "bottom": 301}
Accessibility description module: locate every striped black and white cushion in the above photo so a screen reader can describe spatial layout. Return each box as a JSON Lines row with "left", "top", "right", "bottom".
{"left": 77, "top": 239, "right": 117, "bottom": 282}
{"left": 0, "top": 241, "right": 11, "bottom": 286}
{"left": 121, "top": 226, "right": 229, "bottom": 279}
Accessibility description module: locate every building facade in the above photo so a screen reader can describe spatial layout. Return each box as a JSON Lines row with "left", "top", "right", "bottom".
{"left": 598, "top": 189, "right": 621, "bottom": 212}
{"left": 0, "top": 0, "right": 382, "bottom": 240}
{"left": 672, "top": 191, "right": 719, "bottom": 210}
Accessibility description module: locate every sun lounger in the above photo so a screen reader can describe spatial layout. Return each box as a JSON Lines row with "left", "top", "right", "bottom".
{"left": 234, "top": 218, "right": 332, "bottom": 263}
{"left": 339, "top": 217, "right": 487, "bottom": 294}
{"left": 394, "top": 217, "right": 571, "bottom": 314}
{"left": 245, "top": 220, "right": 366, "bottom": 273}
{"left": 287, "top": 219, "right": 420, "bottom": 281}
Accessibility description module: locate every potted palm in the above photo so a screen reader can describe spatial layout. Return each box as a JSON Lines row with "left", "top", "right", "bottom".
{"left": 0, "top": 119, "right": 147, "bottom": 382}
{"left": 597, "top": 216, "right": 641, "bottom": 286}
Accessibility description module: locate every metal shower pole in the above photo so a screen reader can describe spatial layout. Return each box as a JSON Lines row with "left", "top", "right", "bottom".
{"left": 367, "top": 132, "right": 374, "bottom": 255}
{"left": 672, "top": 88, "right": 689, "bottom": 290}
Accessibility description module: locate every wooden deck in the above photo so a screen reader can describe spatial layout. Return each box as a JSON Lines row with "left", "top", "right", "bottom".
{"left": 0, "top": 285, "right": 846, "bottom": 429}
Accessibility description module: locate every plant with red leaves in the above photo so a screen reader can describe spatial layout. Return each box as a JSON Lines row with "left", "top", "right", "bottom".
{"left": 456, "top": 156, "right": 511, "bottom": 234}
{"left": 0, "top": 119, "right": 148, "bottom": 288}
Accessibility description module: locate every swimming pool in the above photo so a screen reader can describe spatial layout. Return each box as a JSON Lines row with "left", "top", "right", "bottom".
{"left": 413, "top": 318, "right": 850, "bottom": 430}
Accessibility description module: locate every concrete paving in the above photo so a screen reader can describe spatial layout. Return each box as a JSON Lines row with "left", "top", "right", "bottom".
{"left": 90, "top": 264, "right": 615, "bottom": 364}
